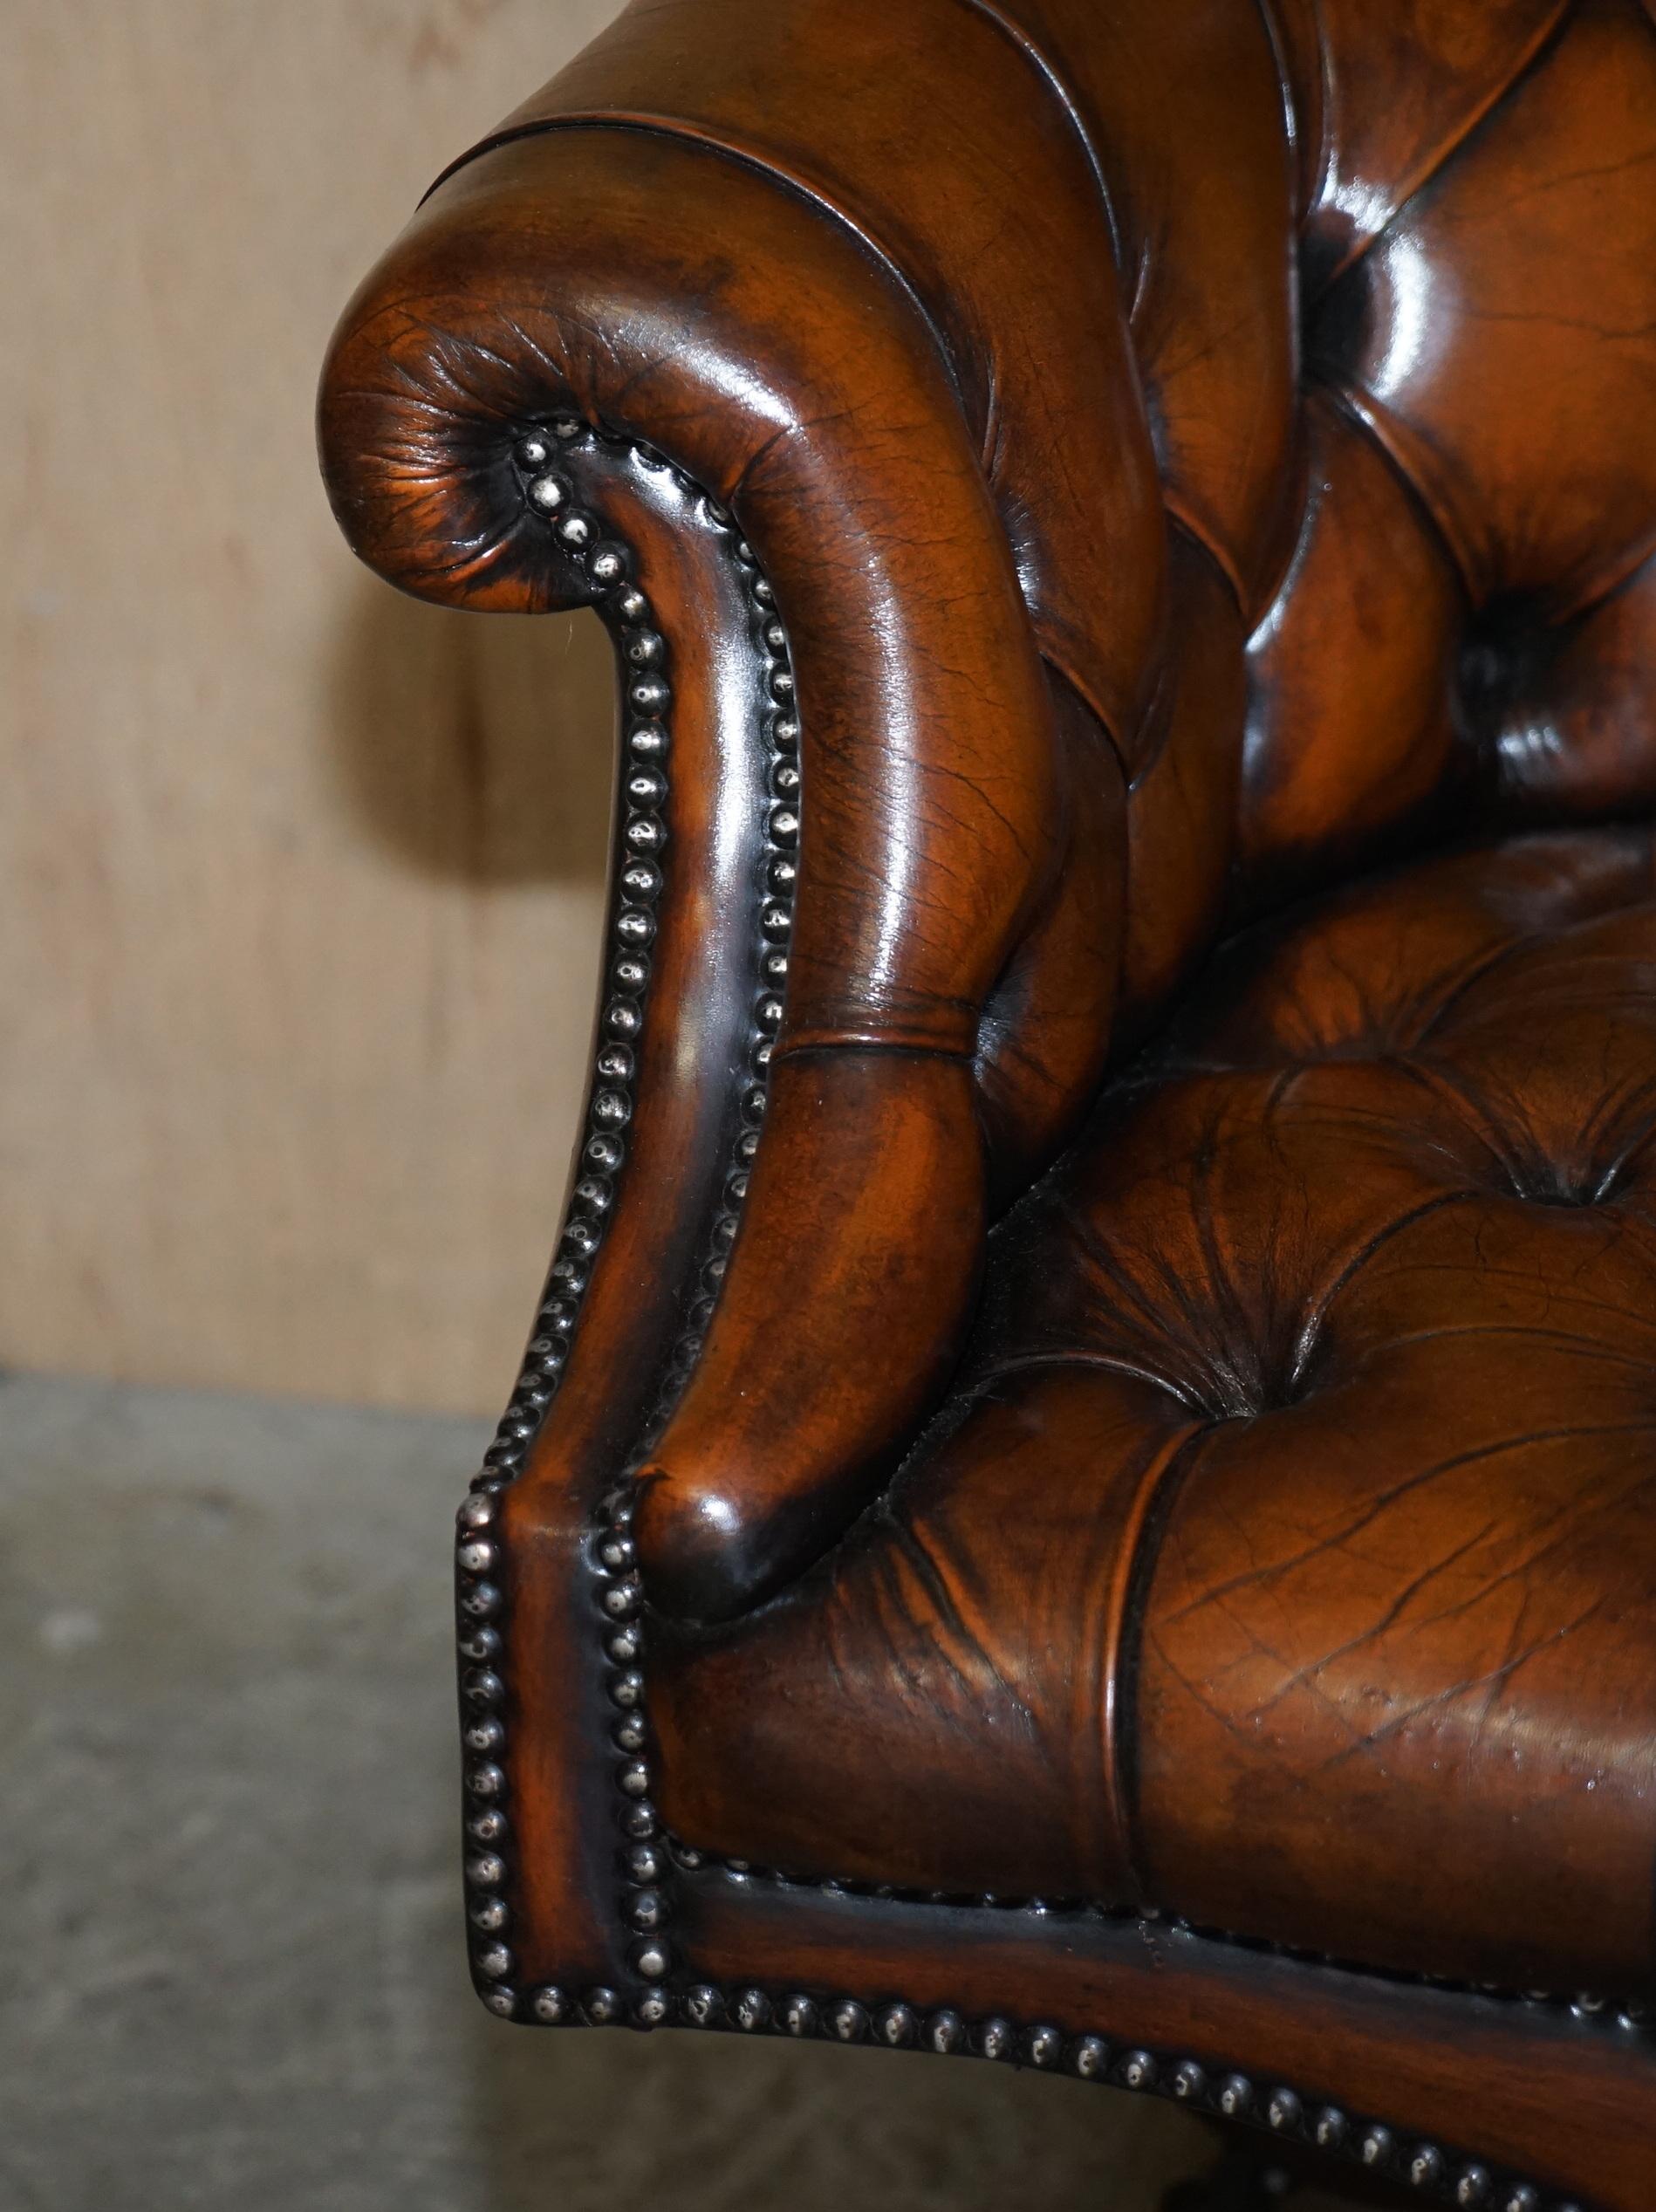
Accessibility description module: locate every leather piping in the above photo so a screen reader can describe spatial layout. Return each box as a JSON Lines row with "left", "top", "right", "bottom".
{"left": 416, "top": 104, "right": 1135, "bottom": 751}
{"left": 420, "top": 113, "right": 971, "bottom": 423}
{"left": 1105, "top": 1418, "right": 1218, "bottom": 1907}
{"left": 955, "top": 0, "right": 1127, "bottom": 271}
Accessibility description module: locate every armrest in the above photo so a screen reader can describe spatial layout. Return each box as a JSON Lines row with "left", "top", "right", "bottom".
{"left": 317, "top": 0, "right": 1183, "bottom": 1620}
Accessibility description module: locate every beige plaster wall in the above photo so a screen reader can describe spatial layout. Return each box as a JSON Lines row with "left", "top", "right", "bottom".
{"left": 3, "top": 0, "right": 626, "bottom": 1413}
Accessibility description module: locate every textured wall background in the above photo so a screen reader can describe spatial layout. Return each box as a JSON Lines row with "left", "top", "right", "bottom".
{"left": 2, "top": 0, "right": 625, "bottom": 1414}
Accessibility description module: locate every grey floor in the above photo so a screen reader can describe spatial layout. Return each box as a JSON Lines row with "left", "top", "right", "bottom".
{"left": 0, "top": 1374, "right": 1367, "bottom": 2211}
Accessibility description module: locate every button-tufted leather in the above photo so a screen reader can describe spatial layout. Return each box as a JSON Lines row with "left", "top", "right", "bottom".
{"left": 318, "top": 0, "right": 1656, "bottom": 2176}
{"left": 654, "top": 825, "right": 1656, "bottom": 1999}
{"left": 323, "top": 0, "right": 1656, "bottom": 1620}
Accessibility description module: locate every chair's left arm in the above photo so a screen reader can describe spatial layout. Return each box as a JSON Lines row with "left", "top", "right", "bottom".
{"left": 317, "top": 17, "right": 1133, "bottom": 1626}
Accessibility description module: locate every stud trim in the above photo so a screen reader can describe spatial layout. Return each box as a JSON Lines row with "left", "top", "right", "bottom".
{"left": 667, "top": 1849, "right": 1649, "bottom": 2031}
{"left": 508, "top": 1971, "right": 1587, "bottom": 2212}
{"left": 454, "top": 412, "right": 796, "bottom": 2022}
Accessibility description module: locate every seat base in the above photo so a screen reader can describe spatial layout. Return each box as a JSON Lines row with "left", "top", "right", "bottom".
{"left": 653, "top": 825, "right": 1656, "bottom": 2003}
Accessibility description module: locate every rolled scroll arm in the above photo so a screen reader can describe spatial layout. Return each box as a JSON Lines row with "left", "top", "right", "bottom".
{"left": 319, "top": 118, "right": 1123, "bottom": 1622}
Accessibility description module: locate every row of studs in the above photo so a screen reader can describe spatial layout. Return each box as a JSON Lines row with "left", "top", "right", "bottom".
{"left": 669, "top": 1849, "right": 1650, "bottom": 2037}
{"left": 589, "top": 478, "right": 804, "bottom": 1987}
{"left": 592, "top": 447, "right": 802, "bottom": 2001}
{"left": 499, "top": 1979, "right": 1577, "bottom": 2211}
{"left": 647, "top": 517, "right": 799, "bottom": 1425}
{"left": 593, "top": 1476, "right": 674, "bottom": 2013}
{"left": 455, "top": 414, "right": 711, "bottom": 2012}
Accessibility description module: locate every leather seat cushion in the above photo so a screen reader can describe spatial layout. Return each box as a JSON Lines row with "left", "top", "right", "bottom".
{"left": 652, "top": 825, "right": 1656, "bottom": 2001}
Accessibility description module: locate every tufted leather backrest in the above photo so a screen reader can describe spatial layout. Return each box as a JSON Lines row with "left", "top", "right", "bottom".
{"left": 1002, "top": 0, "right": 1656, "bottom": 976}
{"left": 1248, "top": 0, "right": 1656, "bottom": 884}
{"left": 478, "top": 0, "right": 1656, "bottom": 1013}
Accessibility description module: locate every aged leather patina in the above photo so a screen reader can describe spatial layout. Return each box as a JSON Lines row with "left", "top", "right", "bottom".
{"left": 318, "top": 3, "right": 1656, "bottom": 2204}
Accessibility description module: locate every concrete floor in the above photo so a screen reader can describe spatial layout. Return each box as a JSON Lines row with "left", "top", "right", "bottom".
{"left": 0, "top": 1374, "right": 1368, "bottom": 2211}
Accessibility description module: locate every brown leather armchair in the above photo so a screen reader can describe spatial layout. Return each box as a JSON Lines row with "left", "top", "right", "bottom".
{"left": 317, "top": 3, "right": 1656, "bottom": 2204}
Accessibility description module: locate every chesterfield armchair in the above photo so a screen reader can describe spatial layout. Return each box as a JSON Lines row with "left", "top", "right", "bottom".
{"left": 318, "top": 3, "right": 1656, "bottom": 2204}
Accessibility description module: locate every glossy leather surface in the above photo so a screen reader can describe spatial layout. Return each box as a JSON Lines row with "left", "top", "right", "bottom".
{"left": 325, "top": 0, "right": 1656, "bottom": 1621}
{"left": 317, "top": 0, "right": 1656, "bottom": 2104}
{"left": 655, "top": 825, "right": 1656, "bottom": 1999}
